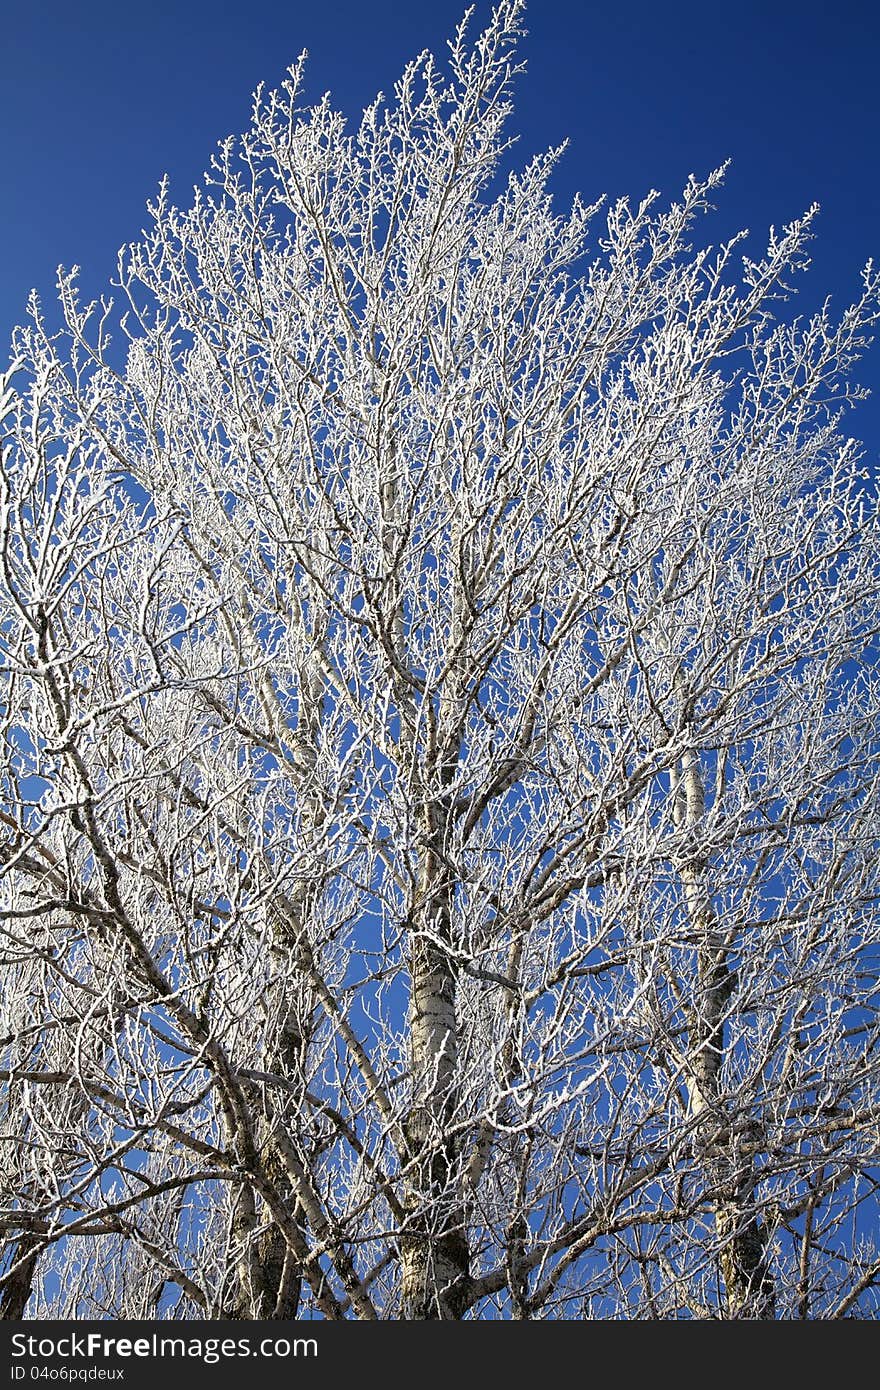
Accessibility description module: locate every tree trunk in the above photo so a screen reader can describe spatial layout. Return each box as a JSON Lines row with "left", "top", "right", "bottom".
{"left": 0, "top": 1235, "right": 39, "bottom": 1320}
{"left": 400, "top": 813, "right": 469, "bottom": 1319}
{"left": 676, "top": 747, "right": 776, "bottom": 1319}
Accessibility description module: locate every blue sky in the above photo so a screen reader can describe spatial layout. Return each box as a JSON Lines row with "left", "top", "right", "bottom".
{"left": 3, "top": 0, "right": 878, "bottom": 442}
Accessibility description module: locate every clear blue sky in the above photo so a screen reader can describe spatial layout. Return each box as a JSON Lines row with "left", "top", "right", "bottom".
{"left": 3, "top": 0, "right": 878, "bottom": 440}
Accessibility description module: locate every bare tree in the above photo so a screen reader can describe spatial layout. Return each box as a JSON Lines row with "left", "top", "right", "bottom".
{"left": 1, "top": 1, "right": 879, "bottom": 1321}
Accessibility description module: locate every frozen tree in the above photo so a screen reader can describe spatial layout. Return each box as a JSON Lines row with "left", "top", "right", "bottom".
{"left": 2, "top": 1, "right": 879, "bottom": 1321}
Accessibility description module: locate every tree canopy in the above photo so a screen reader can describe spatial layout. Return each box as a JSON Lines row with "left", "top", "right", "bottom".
{"left": 1, "top": 0, "right": 879, "bottom": 1319}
